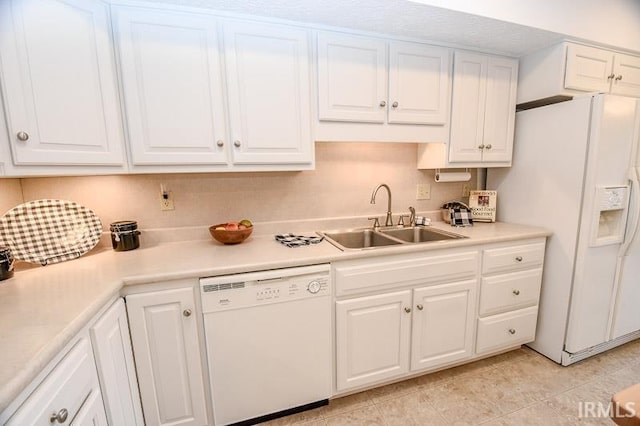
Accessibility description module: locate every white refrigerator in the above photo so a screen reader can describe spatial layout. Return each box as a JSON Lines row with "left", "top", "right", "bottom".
{"left": 488, "top": 94, "right": 640, "bottom": 365}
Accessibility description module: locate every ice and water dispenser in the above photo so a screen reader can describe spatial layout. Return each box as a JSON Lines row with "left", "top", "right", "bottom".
{"left": 591, "top": 186, "right": 630, "bottom": 246}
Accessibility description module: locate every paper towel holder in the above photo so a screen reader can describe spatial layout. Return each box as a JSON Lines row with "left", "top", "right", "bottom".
{"left": 434, "top": 168, "right": 471, "bottom": 183}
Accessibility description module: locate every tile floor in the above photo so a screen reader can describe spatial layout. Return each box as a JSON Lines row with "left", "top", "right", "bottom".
{"left": 262, "top": 339, "right": 640, "bottom": 425}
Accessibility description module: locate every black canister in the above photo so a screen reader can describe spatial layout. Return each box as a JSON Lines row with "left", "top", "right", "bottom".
{"left": 0, "top": 246, "right": 14, "bottom": 281}
{"left": 110, "top": 221, "right": 141, "bottom": 251}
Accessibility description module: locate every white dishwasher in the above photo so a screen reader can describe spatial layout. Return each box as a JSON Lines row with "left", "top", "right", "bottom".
{"left": 200, "top": 264, "right": 331, "bottom": 426}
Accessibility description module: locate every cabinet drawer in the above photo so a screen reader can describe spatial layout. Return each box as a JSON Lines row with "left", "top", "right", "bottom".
{"left": 476, "top": 306, "right": 538, "bottom": 354}
{"left": 7, "top": 338, "right": 101, "bottom": 425}
{"left": 334, "top": 250, "right": 478, "bottom": 296}
{"left": 482, "top": 241, "right": 545, "bottom": 275}
{"left": 479, "top": 268, "right": 542, "bottom": 316}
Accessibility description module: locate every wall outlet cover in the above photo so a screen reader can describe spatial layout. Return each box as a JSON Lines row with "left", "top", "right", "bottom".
{"left": 416, "top": 183, "right": 431, "bottom": 200}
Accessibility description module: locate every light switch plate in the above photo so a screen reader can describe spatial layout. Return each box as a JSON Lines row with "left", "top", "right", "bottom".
{"left": 416, "top": 183, "right": 431, "bottom": 200}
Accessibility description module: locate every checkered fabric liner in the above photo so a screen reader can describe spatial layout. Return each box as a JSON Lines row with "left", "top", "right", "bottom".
{"left": 449, "top": 208, "right": 474, "bottom": 227}
{"left": 275, "top": 234, "right": 324, "bottom": 248}
{"left": 0, "top": 199, "right": 103, "bottom": 265}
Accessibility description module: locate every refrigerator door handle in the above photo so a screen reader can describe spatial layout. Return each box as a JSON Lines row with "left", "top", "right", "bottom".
{"left": 618, "top": 167, "right": 640, "bottom": 258}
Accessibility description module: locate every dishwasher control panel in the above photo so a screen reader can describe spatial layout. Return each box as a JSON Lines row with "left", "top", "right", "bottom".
{"left": 200, "top": 265, "right": 330, "bottom": 312}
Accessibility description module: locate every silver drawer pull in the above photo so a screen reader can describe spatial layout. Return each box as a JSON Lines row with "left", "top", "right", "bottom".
{"left": 416, "top": 304, "right": 424, "bottom": 310}
{"left": 17, "top": 131, "right": 29, "bottom": 141}
{"left": 216, "top": 140, "right": 224, "bottom": 147}
{"left": 404, "top": 307, "right": 411, "bottom": 313}
{"left": 478, "top": 144, "right": 485, "bottom": 150}
{"left": 615, "top": 75, "right": 623, "bottom": 81}
{"left": 183, "top": 309, "right": 192, "bottom": 317}
{"left": 233, "top": 140, "right": 241, "bottom": 148}
{"left": 513, "top": 289, "right": 521, "bottom": 296}
{"left": 379, "top": 100, "right": 386, "bottom": 107}
{"left": 392, "top": 101, "right": 399, "bottom": 108}
{"left": 515, "top": 256, "right": 523, "bottom": 262}
{"left": 508, "top": 328, "right": 516, "bottom": 335}
{"left": 50, "top": 408, "right": 68, "bottom": 423}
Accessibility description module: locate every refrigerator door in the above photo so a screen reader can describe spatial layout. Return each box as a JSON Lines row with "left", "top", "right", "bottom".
{"left": 565, "top": 95, "right": 639, "bottom": 353}
{"left": 610, "top": 103, "right": 640, "bottom": 340}
{"left": 487, "top": 96, "right": 593, "bottom": 363}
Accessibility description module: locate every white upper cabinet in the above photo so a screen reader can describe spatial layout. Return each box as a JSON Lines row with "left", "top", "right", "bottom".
{"left": 114, "top": 7, "right": 227, "bottom": 165}
{"left": 318, "top": 34, "right": 450, "bottom": 126}
{"left": 610, "top": 52, "right": 640, "bottom": 97}
{"left": 419, "top": 51, "right": 517, "bottom": 168}
{"left": 114, "top": 8, "right": 313, "bottom": 169}
{"left": 564, "top": 44, "right": 614, "bottom": 93}
{"left": 317, "top": 33, "right": 388, "bottom": 123}
{"left": 0, "top": 0, "right": 125, "bottom": 166}
{"left": 388, "top": 42, "right": 451, "bottom": 125}
{"left": 518, "top": 42, "right": 640, "bottom": 105}
{"left": 316, "top": 32, "right": 451, "bottom": 143}
{"left": 565, "top": 44, "right": 640, "bottom": 97}
{"left": 223, "top": 21, "right": 313, "bottom": 165}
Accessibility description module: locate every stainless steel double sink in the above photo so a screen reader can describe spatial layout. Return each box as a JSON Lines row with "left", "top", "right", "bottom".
{"left": 318, "top": 226, "right": 467, "bottom": 251}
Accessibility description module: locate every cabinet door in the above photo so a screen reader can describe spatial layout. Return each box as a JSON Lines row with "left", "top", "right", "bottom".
{"left": 6, "top": 339, "right": 105, "bottom": 425}
{"left": 317, "top": 33, "right": 387, "bottom": 123}
{"left": 410, "top": 280, "right": 476, "bottom": 372}
{"left": 90, "top": 299, "right": 144, "bottom": 426}
{"left": 448, "top": 51, "right": 487, "bottom": 163}
{"left": 126, "top": 288, "right": 208, "bottom": 426}
{"left": 70, "top": 389, "right": 108, "bottom": 426}
{"left": 565, "top": 43, "right": 614, "bottom": 93}
{"left": 335, "top": 290, "right": 411, "bottom": 391}
{"left": 611, "top": 53, "right": 640, "bottom": 97}
{"left": 0, "top": 0, "right": 125, "bottom": 165}
{"left": 115, "top": 7, "right": 227, "bottom": 165}
{"left": 388, "top": 42, "right": 451, "bottom": 125}
{"left": 481, "top": 56, "right": 517, "bottom": 163}
{"left": 224, "top": 21, "right": 312, "bottom": 165}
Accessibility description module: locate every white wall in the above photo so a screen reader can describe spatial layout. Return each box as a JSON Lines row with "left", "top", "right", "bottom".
{"left": 411, "top": 0, "right": 640, "bottom": 53}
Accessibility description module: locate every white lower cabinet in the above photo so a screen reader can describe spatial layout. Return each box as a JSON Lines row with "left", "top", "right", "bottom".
{"left": 476, "top": 240, "right": 545, "bottom": 355}
{"left": 334, "top": 249, "right": 480, "bottom": 392}
{"left": 6, "top": 338, "right": 107, "bottom": 425}
{"left": 126, "top": 287, "right": 208, "bottom": 426}
{"left": 336, "top": 290, "right": 412, "bottom": 390}
{"left": 411, "top": 280, "right": 476, "bottom": 371}
{"left": 90, "top": 298, "right": 144, "bottom": 426}
{"left": 334, "top": 238, "right": 546, "bottom": 394}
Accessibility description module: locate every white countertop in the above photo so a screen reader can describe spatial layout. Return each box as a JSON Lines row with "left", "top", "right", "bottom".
{"left": 0, "top": 221, "right": 550, "bottom": 414}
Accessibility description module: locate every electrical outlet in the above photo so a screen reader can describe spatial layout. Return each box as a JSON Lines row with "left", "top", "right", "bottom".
{"left": 416, "top": 183, "right": 431, "bottom": 200}
{"left": 160, "top": 192, "right": 175, "bottom": 211}
{"left": 462, "top": 185, "right": 470, "bottom": 197}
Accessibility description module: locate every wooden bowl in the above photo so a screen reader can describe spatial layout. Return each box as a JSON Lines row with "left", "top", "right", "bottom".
{"left": 209, "top": 224, "right": 253, "bottom": 245}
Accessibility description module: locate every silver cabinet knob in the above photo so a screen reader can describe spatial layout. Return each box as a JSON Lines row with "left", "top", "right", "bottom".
{"left": 16, "top": 131, "right": 29, "bottom": 141}
{"left": 478, "top": 144, "right": 485, "bottom": 150}
{"left": 485, "top": 144, "right": 492, "bottom": 150}
{"left": 379, "top": 100, "right": 386, "bottom": 107}
{"left": 608, "top": 73, "right": 616, "bottom": 80}
{"left": 392, "top": 101, "right": 398, "bottom": 108}
{"left": 50, "top": 408, "right": 68, "bottom": 423}
{"left": 513, "top": 289, "right": 521, "bottom": 296}
{"left": 404, "top": 307, "right": 411, "bottom": 313}
{"left": 233, "top": 140, "right": 241, "bottom": 148}
{"left": 183, "top": 309, "right": 192, "bottom": 317}
{"left": 416, "top": 304, "right": 424, "bottom": 310}
{"left": 508, "top": 328, "right": 516, "bottom": 335}
{"left": 515, "top": 256, "right": 523, "bottom": 262}
{"left": 615, "top": 75, "right": 623, "bottom": 81}
{"left": 216, "top": 140, "right": 224, "bottom": 147}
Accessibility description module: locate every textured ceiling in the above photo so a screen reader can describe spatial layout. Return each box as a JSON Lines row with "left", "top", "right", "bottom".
{"left": 143, "top": 0, "right": 566, "bottom": 56}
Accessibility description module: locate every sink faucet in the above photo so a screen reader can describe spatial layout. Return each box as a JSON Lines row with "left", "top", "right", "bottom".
{"left": 370, "top": 183, "right": 393, "bottom": 226}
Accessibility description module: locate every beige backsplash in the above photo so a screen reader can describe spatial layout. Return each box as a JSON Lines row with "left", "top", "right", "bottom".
{"left": 1, "top": 143, "right": 475, "bottom": 230}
